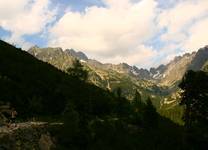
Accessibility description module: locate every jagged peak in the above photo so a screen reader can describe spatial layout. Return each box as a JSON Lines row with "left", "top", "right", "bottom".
{"left": 65, "top": 48, "right": 88, "bottom": 60}
{"left": 28, "top": 46, "right": 63, "bottom": 52}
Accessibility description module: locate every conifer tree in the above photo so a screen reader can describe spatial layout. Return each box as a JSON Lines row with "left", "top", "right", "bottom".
{"left": 179, "top": 70, "right": 208, "bottom": 149}
{"left": 67, "top": 59, "right": 88, "bottom": 81}
{"left": 143, "top": 97, "right": 158, "bottom": 128}
{"left": 132, "top": 90, "right": 144, "bottom": 112}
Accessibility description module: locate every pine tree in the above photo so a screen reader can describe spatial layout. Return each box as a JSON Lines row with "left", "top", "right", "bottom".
{"left": 132, "top": 90, "right": 144, "bottom": 112}
{"left": 116, "top": 87, "right": 122, "bottom": 98}
{"left": 130, "top": 90, "right": 144, "bottom": 125}
{"left": 67, "top": 59, "right": 88, "bottom": 81}
{"left": 143, "top": 97, "right": 158, "bottom": 128}
{"left": 179, "top": 70, "right": 208, "bottom": 149}
{"left": 114, "top": 87, "right": 130, "bottom": 117}
{"left": 179, "top": 70, "right": 208, "bottom": 128}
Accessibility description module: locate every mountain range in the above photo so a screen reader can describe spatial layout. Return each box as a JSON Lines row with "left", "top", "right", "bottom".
{"left": 28, "top": 45, "right": 208, "bottom": 113}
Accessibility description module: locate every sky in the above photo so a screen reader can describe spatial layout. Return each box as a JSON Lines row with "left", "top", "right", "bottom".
{"left": 0, "top": 0, "right": 208, "bottom": 68}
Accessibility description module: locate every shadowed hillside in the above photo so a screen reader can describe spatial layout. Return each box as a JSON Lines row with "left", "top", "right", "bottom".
{"left": 1, "top": 40, "right": 206, "bottom": 150}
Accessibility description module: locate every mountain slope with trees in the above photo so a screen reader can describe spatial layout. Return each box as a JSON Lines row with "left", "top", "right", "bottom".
{"left": 0, "top": 40, "right": 187, "bottom": 150}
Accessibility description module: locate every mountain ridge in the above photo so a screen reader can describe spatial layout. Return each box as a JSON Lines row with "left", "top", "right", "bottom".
{"left": 27, "top": 44, "right": 208, "bottom": 112}
{"left": 28, "top": 45, "right": 208, "bottom": 86}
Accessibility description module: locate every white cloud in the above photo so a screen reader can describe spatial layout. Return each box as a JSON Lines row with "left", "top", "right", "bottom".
{"left": 159, "top": 0, "right": 208, "bottom": 33}
{"left": 0, "top": 0, "right": 56, "bottom": 49}
{"left": 158, "top": 0, "right": 208, "bottom": 52}
{"left": 0, "top": 0, "right": 28, "bottom": 20}
{"left": 4, "top": 34, "right": 33, "bottom": 50}
{"left": 94, "top": 45, "right": 158, "bottom": 68}
{"left": 49, "top": 0, "right": 159, "bottom": 67}
{"left": 183, "top": 18, "right": 208, "bottom": 52}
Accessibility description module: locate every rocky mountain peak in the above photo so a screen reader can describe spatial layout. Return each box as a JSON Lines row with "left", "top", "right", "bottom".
{"left": 65, "top": 49, "right": 88, "bottom": 60}
{"left": 188, "top": 46, "right": 208, "bottom": 71}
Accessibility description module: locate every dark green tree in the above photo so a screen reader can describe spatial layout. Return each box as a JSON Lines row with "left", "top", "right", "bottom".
{"left": 67, "top": 59, "right": 88, "bottom": 81}
{"left": 58, "top": 104, "right": 80, "bottom": 148}
{"left": 116, "top": 87, "right": 122, "bottom": 98}
{"left": 132, "top": 90, "right": 144, "bottom": 112}
{"left": 114, "top": 87, "right": 130, "bottom": 118}
{"left": 179, "top": 70, "right": 208, "bottom": 128}
{"left": 179, "top": 70, "right": 208, "bottom": 149}
{"left": 130, "top": 90, "right": 144, "bottom": 125}
{"left": 143, "top": 97, "right": 158, "bottom": 128}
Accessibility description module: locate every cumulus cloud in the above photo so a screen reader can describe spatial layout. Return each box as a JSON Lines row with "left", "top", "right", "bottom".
{"left": 0, "top": 0, "right": 56, "bottom": 49}
{"left": 95, "top": 45, "right": 158, "bottom": 68}
{"left": 158, "top": 0, "right": 208, "bottom": 53}
{"left": 49, "top": 0, "right": 159, "bottom": 67}
{"left": 183, "top": 18, "right": 208, "bottom": 52}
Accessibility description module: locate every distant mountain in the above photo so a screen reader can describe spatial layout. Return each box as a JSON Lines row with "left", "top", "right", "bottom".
{"left": 83, "top": 47, "right": 208, "bottom": 87}
{"left": 28, "top": 45, "right": 208, "bottom": 110}
{"left": 28, "top": 46, "right": 166, "bottom": 106}
{"left": 188, "top": 46, "right": 208, "bottom": 71}
{"left": 65, "top": 49, "right": 88, "bottom": 61}
{"left": 157, "top": 47, "right": 208, "bottom": 110}
{"left": 155, "top": 52, "right": 196, "bottom": 86}
{"left": 134, "top": 47, "right": 208, "bottom": 86}
{"left": 29, "top": 45, "right": 208, "bottom": 85}
{"left": 28, "top": 46, "right": 75, "bottom": 70}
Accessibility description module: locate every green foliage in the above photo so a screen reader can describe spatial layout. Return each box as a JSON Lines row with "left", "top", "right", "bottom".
{"left": 159, "top": 106, "right": 184, "bottom": 125}
{"left": 179, "top": 70, "right": 208, "bottom": 128}
{"left": 67, "top": 59, "right": 88, "bottom": 81}
{"left": 129, "top": 91, "right": 144, "bottom": 125}
{"left": 143, "top": 97, "right": 158, "bottom": 128}
{"left": 132, "top": 90, "right": 144, "bottom": 111}
{"left": 116, "top": 87, "right": 122, "bottom": 98}
{"left": 179, "top": 70, "right": 208, "bottom": 149}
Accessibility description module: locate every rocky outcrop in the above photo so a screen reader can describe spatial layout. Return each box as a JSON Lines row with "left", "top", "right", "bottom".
{"left": 0, "top": 122, "right": 56, "bottom": 150}
{"left": 157, "top": 53, "right": 196, "bottom": 86}
{"left": 65, "top": 49, "right": 88, "bottom": 61}
{"left": 28, "top": 46, "right": 76, "bottom": 70}
{"left": 188, "top": 46, "right": 208, "bottom": 71}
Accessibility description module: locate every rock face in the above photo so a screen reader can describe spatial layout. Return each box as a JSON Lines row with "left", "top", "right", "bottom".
{"left": 0, "top": 122, "right": 55, "bottom": 150}
{"left": 65, "top": 49, "right": 88, "bottom": 61}
{"left": 188, "top": 46, "right": 208, "bottom": 71}
{"left": 28, "top": 46, "right": 76, "bottom": 70}
{"left": 156, "top": 53, "right": 196, "bottom": 86}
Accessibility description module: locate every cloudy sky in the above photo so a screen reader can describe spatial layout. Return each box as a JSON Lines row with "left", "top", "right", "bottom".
{"left": 0, "top": 0, "right": 208, "bottom": 68}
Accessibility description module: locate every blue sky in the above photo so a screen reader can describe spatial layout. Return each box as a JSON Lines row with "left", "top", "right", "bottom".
{"left": 0, "top": 0, "right": 208, "bottom": 68}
